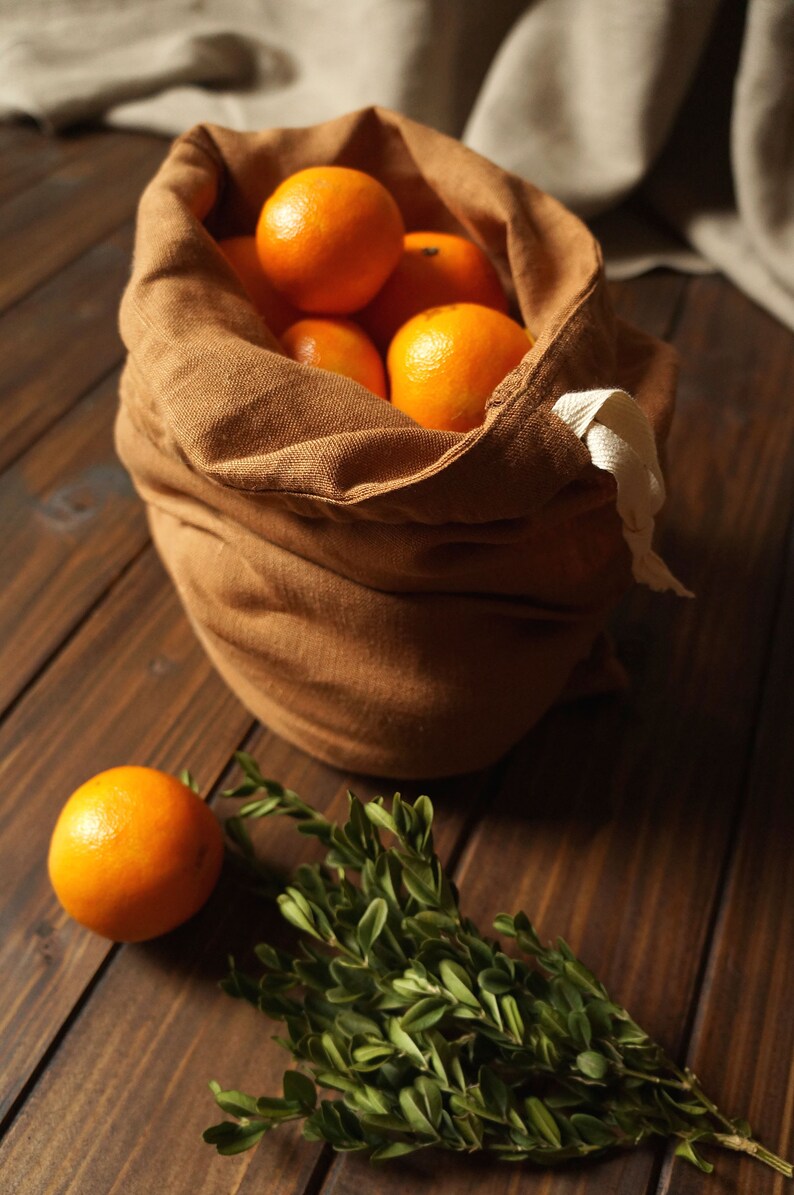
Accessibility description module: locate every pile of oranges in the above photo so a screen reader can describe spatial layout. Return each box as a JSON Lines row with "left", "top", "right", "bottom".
{"left": 218, "top": 166, "right": 534, "bottom": 433}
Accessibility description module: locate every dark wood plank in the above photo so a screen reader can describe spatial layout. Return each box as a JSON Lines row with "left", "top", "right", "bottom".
{"left": 0, "top": 548, "right": 253, "bottom": 1126}
{"left": 0, "top": 370, "right": 150, "bottom": 712}
{"left": 0, "top": 720, "right": 493, "bottom": 1194}
{"left": 0, "top": 125, "right": 120, "bottom": 204}
{"left": 0, "top": 223, "right": 134, "bottom": 471}
{"left": 319, "top": 276, "right": 794, "bottom": 1195}
{"left": 0, "top": 130, "right": 166, "bottom": 314}
{"left": 608, "top": 271, "right": 688, "bottom": 340}
{"left": 654, "top": 486, "right": 794, "bottom": 1191}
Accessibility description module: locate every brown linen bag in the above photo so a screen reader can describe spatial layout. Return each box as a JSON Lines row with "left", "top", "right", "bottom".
{"left": 116, "top": 106, "right": 681, "bottom": 778}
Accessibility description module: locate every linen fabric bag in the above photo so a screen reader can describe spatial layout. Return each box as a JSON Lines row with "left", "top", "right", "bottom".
{"left": 116, "top": 106, "right": 682, "bottom": 778}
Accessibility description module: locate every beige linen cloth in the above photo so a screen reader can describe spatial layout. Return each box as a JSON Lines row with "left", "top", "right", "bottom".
{"left": 1, "top": 0, "right": 792, "bottom": 329}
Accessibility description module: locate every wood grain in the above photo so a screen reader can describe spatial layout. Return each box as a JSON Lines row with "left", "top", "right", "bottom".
{"left": 654, "top": 415, "right": 794, "bottom": 1190}
{"left": 608, "top": 272, "right": 689, "bottom": 340}
{"left": 0, "top": 126, "right": 113, "bottom": 204}
{"left": 0, "top": 130, "right": 166, "bottom": 314}
{"left": 0, "top": 223, "right": 134, "bottom": 471}
{"left": 0, "top": 548, "right": 253, "bottom": 1127}
{"left": 0, "top": 370, "right": 150, "bottom": 713}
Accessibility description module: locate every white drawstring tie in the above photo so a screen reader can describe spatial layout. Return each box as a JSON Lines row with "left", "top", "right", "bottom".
{"left": 552, "top": 388, "right": 693, "bottom": 597}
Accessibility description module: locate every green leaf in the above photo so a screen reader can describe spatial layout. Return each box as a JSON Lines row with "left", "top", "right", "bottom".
{"left": 399, "top": 997, "right": 448, "bottom": 1033}
{"left": 439, "top": 959, "right": 481, "bottom": 1008}
{"left": 401, "top": 869, "right": 439, "bottom": 908}
{"left": 283, "top": 1071, "right": 316, "bottom": 1110}
{"left": 178, "top": 768, "right": 200, "bottom": 793}
{"left": 570, "top": 1114, "right": 616, "bottom": 1147}
{"left": 314, "top": 1071, "right": 359, "bottom": 1094}
{"left": 454, "top": 1111, "right": 484, "bottom": 1148}
{"left": 254, "top": 1095, "right": 298, "bottom": 1114}
{"left": 325, "top": 985, "right": 362, "bottom": 1006}
{"left": 576, "top": 1051, "right": 609, "bottom": 1080}
{"left": 320, "top": 1032, "right": 349, "bottom": 1073}
{"left": 554, "top": 979, "right": 584, "bottom": 1012}
{"left": 371, "top": 1141, "right": 426, "bottom": 1161}
{"left": 358, "top": 1112, "right": 410, "bottom": 1133}
{"left": 329, "top": 959, "right": 373, "bottom": 993}
{"left": 662, "top": 1091, "right": 710, "bottom": 1116}
{"left": 254, "top": 943, "right": 288, "bottom": 971}
{"left": 478, "top": 968, "right": 514, "bottom": 995}
{"left": 358, "top": 897, "right": 388, "bottom": 956}
{"left": 224, "top": 816, "right": 254, "bottom": 856}
{"left": 233, "top": 750, "right": 264, "bottom": 778}
{"left": 412, "top": 795, "right": 434, "bottom": 851}
{"left": 209, "top": 1084, "right": 260, "bottom": 1118}
{"left": 390, "top": 795, "right": 409, "bottom": 837}
{"left": 415, "top": 1074, "right": 443, "bottom": 1128}
{"left": 238, "top": 795, "right": 282, "bottom": 819}
{"left": 525, "top": 1097, "right": 562, "bottom": 1148}
{"left": 352, "top": 1043, "right": 397, "bottom": 1067}
{"left": 493, "top": 913, "right": 516, "bottom": 937}
{"left": 203, "top": 1121, "right": 269, "bottom": 1154}
{"left": 347, "top": 1086, "right": 391, "bottom": 1116}
{"left": 563, "top": 958, "right": 604, "bottom": 997}
{"left": 568, "top": 1010, "right": 592, "bottom": 1049}
{"left": 219, "top": 962, "right": 262, "bottom": 1005}
{"left": 387, "top": 1017, "right": 426, "bottom": 1065}
{"left": 479, "top": 1067, "right": 510, "bottom": 1118}
{"left": 501, "top": 994, "right": 525, "bottom": 1041}
{"left": 480, "top": 989, "right": 503, "bottom": 1028}
{"left": 336, "top": 1010, "right": 381, "bottom": 1038}
{"left": 364, "top": 801, "right": 396, "bottom": 834}
{"left": 675, "top": 1139, "right": 715, "bottom": 1173}
{"left": 424, "top": 1032, "right": 451, "bottom": 1085}
{"left": 277, "top": 896, "right": 320, "bottom": 938}
{"left": 399, "top": 1087, "right": 438, "bottom": 1137}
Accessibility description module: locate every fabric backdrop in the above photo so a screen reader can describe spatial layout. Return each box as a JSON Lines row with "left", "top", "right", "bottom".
{"left": 1, "top": 0, "right": 792, "bottom": 329}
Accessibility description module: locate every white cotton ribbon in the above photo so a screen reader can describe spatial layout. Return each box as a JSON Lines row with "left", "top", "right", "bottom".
{"left": 551, "top": 388, "right": 693, "bottom": 597}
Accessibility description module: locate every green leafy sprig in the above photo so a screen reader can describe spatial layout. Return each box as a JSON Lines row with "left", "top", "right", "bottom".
{"left": 203, "top": 754, "right": 792, "bottom": 1178}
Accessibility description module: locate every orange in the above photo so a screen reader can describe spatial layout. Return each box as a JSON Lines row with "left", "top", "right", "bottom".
{"left": 388, "top": 303, "right": 533, "bottom": 433}
{"left": 281, "top": 317, "right": 388, "bottom": 399}
{"left": 47, "top": 766, "right": 224, "bottom": 943}
{"left": 255, "top": 166, "right": 404, "bottom": 314}
{"left": 217, "top": 235, "right": 299, "bottom": 335}
{"left": 360, "top": 231, "right": 509, "bottom": 350}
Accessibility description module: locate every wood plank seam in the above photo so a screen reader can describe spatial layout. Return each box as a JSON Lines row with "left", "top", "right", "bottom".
{"left": 0, "top": 134, "right": 166, "bottom": 316}
{"left": 0, "top": 201, "right": 142, "bottom": 319}
{"left": 0, "top": 222, "right": 135, "bottom": 473}
{"left": 0, "top": 351, "right": 126, "bottom": 480}
{"left": 0, "top": 539, "right": 151, "bottom": 731}
{"left": 0, "top": 942, "right": 122, "bottom": 1139}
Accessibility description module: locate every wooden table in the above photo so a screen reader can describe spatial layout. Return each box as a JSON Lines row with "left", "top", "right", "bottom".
{"left": 1, "top": 124, "right": 792, "bottom": 1195}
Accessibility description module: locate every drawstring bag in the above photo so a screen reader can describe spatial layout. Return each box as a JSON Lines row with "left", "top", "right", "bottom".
{"left": 116, "top": 106, "right": 689, "bottom": 779}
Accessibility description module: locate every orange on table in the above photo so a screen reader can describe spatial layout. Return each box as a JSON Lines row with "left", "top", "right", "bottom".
{"left": 255, "top": 166, "right": 404, "bottom": 314}
{"left": 217, "top": 235, "right": 299, "bottom": 335}
{"left": 47, "top": 766, "right": 224, "bottom": 943}
{"left": 281, "top": 317, "right": 388, "bottom": 399}
{"left": 388, "top": 303, "right": 533, "bottom": 433}
{"left": 360, "top": 230, "right": 509, "bottom": 350}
